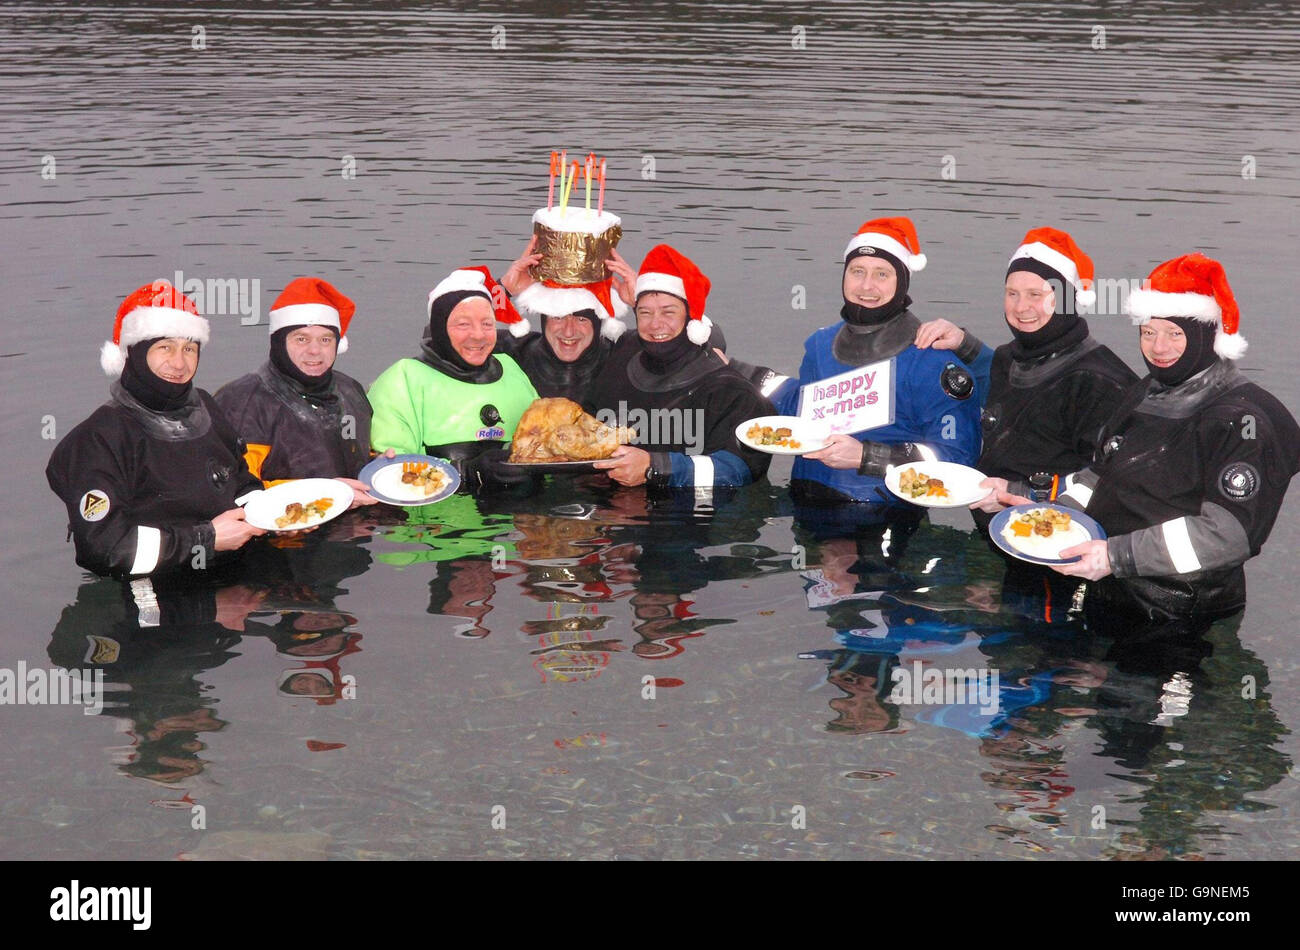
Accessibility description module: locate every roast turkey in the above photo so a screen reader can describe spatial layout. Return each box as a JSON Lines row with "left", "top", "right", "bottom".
{"left": 509, "top": 398, "right": 634, "bottom": 462}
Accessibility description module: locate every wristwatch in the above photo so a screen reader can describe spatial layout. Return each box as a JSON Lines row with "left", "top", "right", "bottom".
{"left": 644, "top": 460, "right": 668, "bottom": 489}
{"left": 1028, "top": 472, "right": 1054, "bottom": 502}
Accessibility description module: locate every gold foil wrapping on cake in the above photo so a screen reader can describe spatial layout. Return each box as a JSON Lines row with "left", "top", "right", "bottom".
{"left": 531, "top": 221, "right": 623, "bottom": 285}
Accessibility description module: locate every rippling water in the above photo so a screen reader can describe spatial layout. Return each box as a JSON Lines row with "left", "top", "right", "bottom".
{"left": 2, "top": 1, "right": 1298, "bottom": 860}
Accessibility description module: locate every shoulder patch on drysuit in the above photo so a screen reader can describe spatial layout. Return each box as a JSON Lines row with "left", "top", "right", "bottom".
{"left": 1218, "top": 461, "right": 1260, "bottom": 501}
{"left": 940, "top": 362, "right": 974, "bottom": 401}
{"left": 79, "top": 490, "right": 110, "bottom": 522}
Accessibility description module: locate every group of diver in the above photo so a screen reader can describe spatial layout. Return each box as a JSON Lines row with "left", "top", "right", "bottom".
{"left": 45, "top": 214, "right": 1300, "bottom": 626}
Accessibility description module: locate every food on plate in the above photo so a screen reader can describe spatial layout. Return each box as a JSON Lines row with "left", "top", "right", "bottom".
{"left": 509, "top": 398, "right": 634, "bottom": 463}
{"left": 998, "top": 506, "right": 1088, "bottom": 558}
{"left": 400, "top": 461, "right": 449, "bottom": 497}
{"left": 897, "top": 467, "right": 950, "bottom": 499}
{"left": 1007, "top": 507, "right": 1073, "bottom": 539}
{"left": 745, "top": 423, "right": 801, "bottom": 450}
{"left": 275, "top": 497, "right": 333, "bottom": 528}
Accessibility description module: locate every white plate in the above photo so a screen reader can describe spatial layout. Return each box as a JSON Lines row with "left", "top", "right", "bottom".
{"left": 991, "top": 504, "right": 1105, "bottom": 564}
{"left": 241, "top": 478, "right": 353, "bottom": 532}
{"left": 365, "top": 457, "right": 459, "bottom": 505}
{"left": 735, "top": 415, "right": 831, "bottom": 456}
{"left": 883, "top": 461, "right": 991, "bottom": 507}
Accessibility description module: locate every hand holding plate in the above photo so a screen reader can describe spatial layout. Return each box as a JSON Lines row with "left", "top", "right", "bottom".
{"left": 593, "top": 444, "right": 651, "bottom": 486}
{"left": 1051, "top": 539, "right": 1112, "bottom": 579}
{"left": 802, "top": 433, "right": 862, "bottom": 470}
{"left": 212, "top": 508, "right": 266, "bottom": 551}
{"left": 337, "top": 476, "right": 379, "bottom": 509}
{"left": 971, "top": 477, "right": 1011, "bottom": 513}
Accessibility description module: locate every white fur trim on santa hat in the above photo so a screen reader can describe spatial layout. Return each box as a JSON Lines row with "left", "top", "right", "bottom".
{"left": 1009, "top": 241, "right": 1096, "bottom": 309}
{"left": 636, "top": 273, "right": 687, "bottom": 301}
{"left": 1125, "top": 288, "right": 1221, "bottom": 325}
{"left": 101, "top": 306, "right": 210, "bottom": 377}
{"left": 514, "top": 282, "right": 611, "bottom": 320}
{"left": 686, "top": 314, "right": 712, "bottom": 346}
{"left": 427, "top": 270, "right": 491, "bottom": 311}
{"left": 337, "top": 336, "right": 349, "bottom": 355}
{"left": 1215, "top": 329, "right": 1248, "bottom": 360}
{"left": 1009, "top": 241, "right": 1080, "bottom": 287}
{"left": 843, "top": 234, "right": 926, "bottom": 272}
{"left": 268, "top": 302, "right": 341, "bottom": 334}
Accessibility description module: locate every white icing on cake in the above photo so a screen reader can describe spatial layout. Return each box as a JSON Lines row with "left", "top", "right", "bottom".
{"left": 533, "top": 206, "right": 621, "bottom": 235}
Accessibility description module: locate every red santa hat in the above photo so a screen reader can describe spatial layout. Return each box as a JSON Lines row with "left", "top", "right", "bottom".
{"left": 842, "top": 217, "right": 927, "bottom": 273}
{"left": 100, "top": 279, "right": 209, "bottom": 376}
{"left": 1008, "top": 227, "right": 1096, "bottom": 308}
{"left": 427, "top": 266, "right": 528, "bottom": 336}
{"left": 1126, "top": 253, "right": 1246, "bottom": 360}
{"left": 634, "top": 244, "right": 713, "bottom": 345}
{"left": 268, "top": 277, "right": 356, "bottom": 354}
{"left": 513, "top": 278, "right": 630, "bottom": 341}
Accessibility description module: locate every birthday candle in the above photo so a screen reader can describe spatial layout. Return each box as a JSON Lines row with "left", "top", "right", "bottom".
{"left": 585, "top": 155, "right": 593, "bottom": 211}
{"left": 548, "top": 151, "right": 558, "bottom": 210}
{"left": 598, "top": 158, "right": 606, "bottom": 214}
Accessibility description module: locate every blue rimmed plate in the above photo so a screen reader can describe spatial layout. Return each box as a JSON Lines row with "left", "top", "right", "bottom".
{"left": 989, "top": 503, "right": 1106, "bottom": 565}
{"left": 359, "top": 454, "right": 460, "bottom": 506}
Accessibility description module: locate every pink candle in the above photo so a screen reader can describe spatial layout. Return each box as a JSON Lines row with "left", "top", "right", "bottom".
{"left": 548, "top": 151, "right": 558, "bottom": 210}
{"left": 598, "top": 158, "right": 606, "bottom": 213}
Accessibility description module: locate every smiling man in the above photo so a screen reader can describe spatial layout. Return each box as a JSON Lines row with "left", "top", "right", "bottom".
{"left": 768, "top": 217, "right": 984, "bottom": 506}
{"left": 919, "top": 228, "right": 1136, "bottom": 529}
{"left": 493, "top": 237, "right": 632, "bottom": 403}
{"left": 215, "top": 278, "right": 377, "bottom": 505}
{"left": 367, "top": 267, "right": 539, "bottom": 492}
{"left": 584, "top": 244, "right": 774, "bottom": 491}
{"left": 47, "top": 280, "right": 264, "bottom": 577}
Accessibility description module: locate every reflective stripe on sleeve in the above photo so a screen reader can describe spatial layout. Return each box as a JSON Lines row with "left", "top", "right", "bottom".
{"left": 760, "top": 374, "right": 790, "bottom": 398}
{"left": 1063, "top": 473, "right": 1093, "bottom": 507}
{"left": 690, "top": 456, "right": 715, "bottom": 509}
{"left": 915, "top": 444, "right": 938, "bottom": 463}
{"left": 1161, "top": 517, "right": 1202, "bottom": 574}
{"left": 130, "top": 526, "right": 162, "bottom": 576}
{"left": 690, "top": 455, "right": 715, "bottom": 487}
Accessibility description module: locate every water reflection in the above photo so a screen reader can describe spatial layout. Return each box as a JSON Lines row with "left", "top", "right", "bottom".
{"left": 790, "top": 507, "right": 1292, "bottom": 858}
{"left": 38, "top": 480, "right": 1295, "bottom": 858}
{"left": 47, "top": 576, "right": 240, "bottom": 787}
{"left": 45, "top": 513, "right": 376, "bottom": 787}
